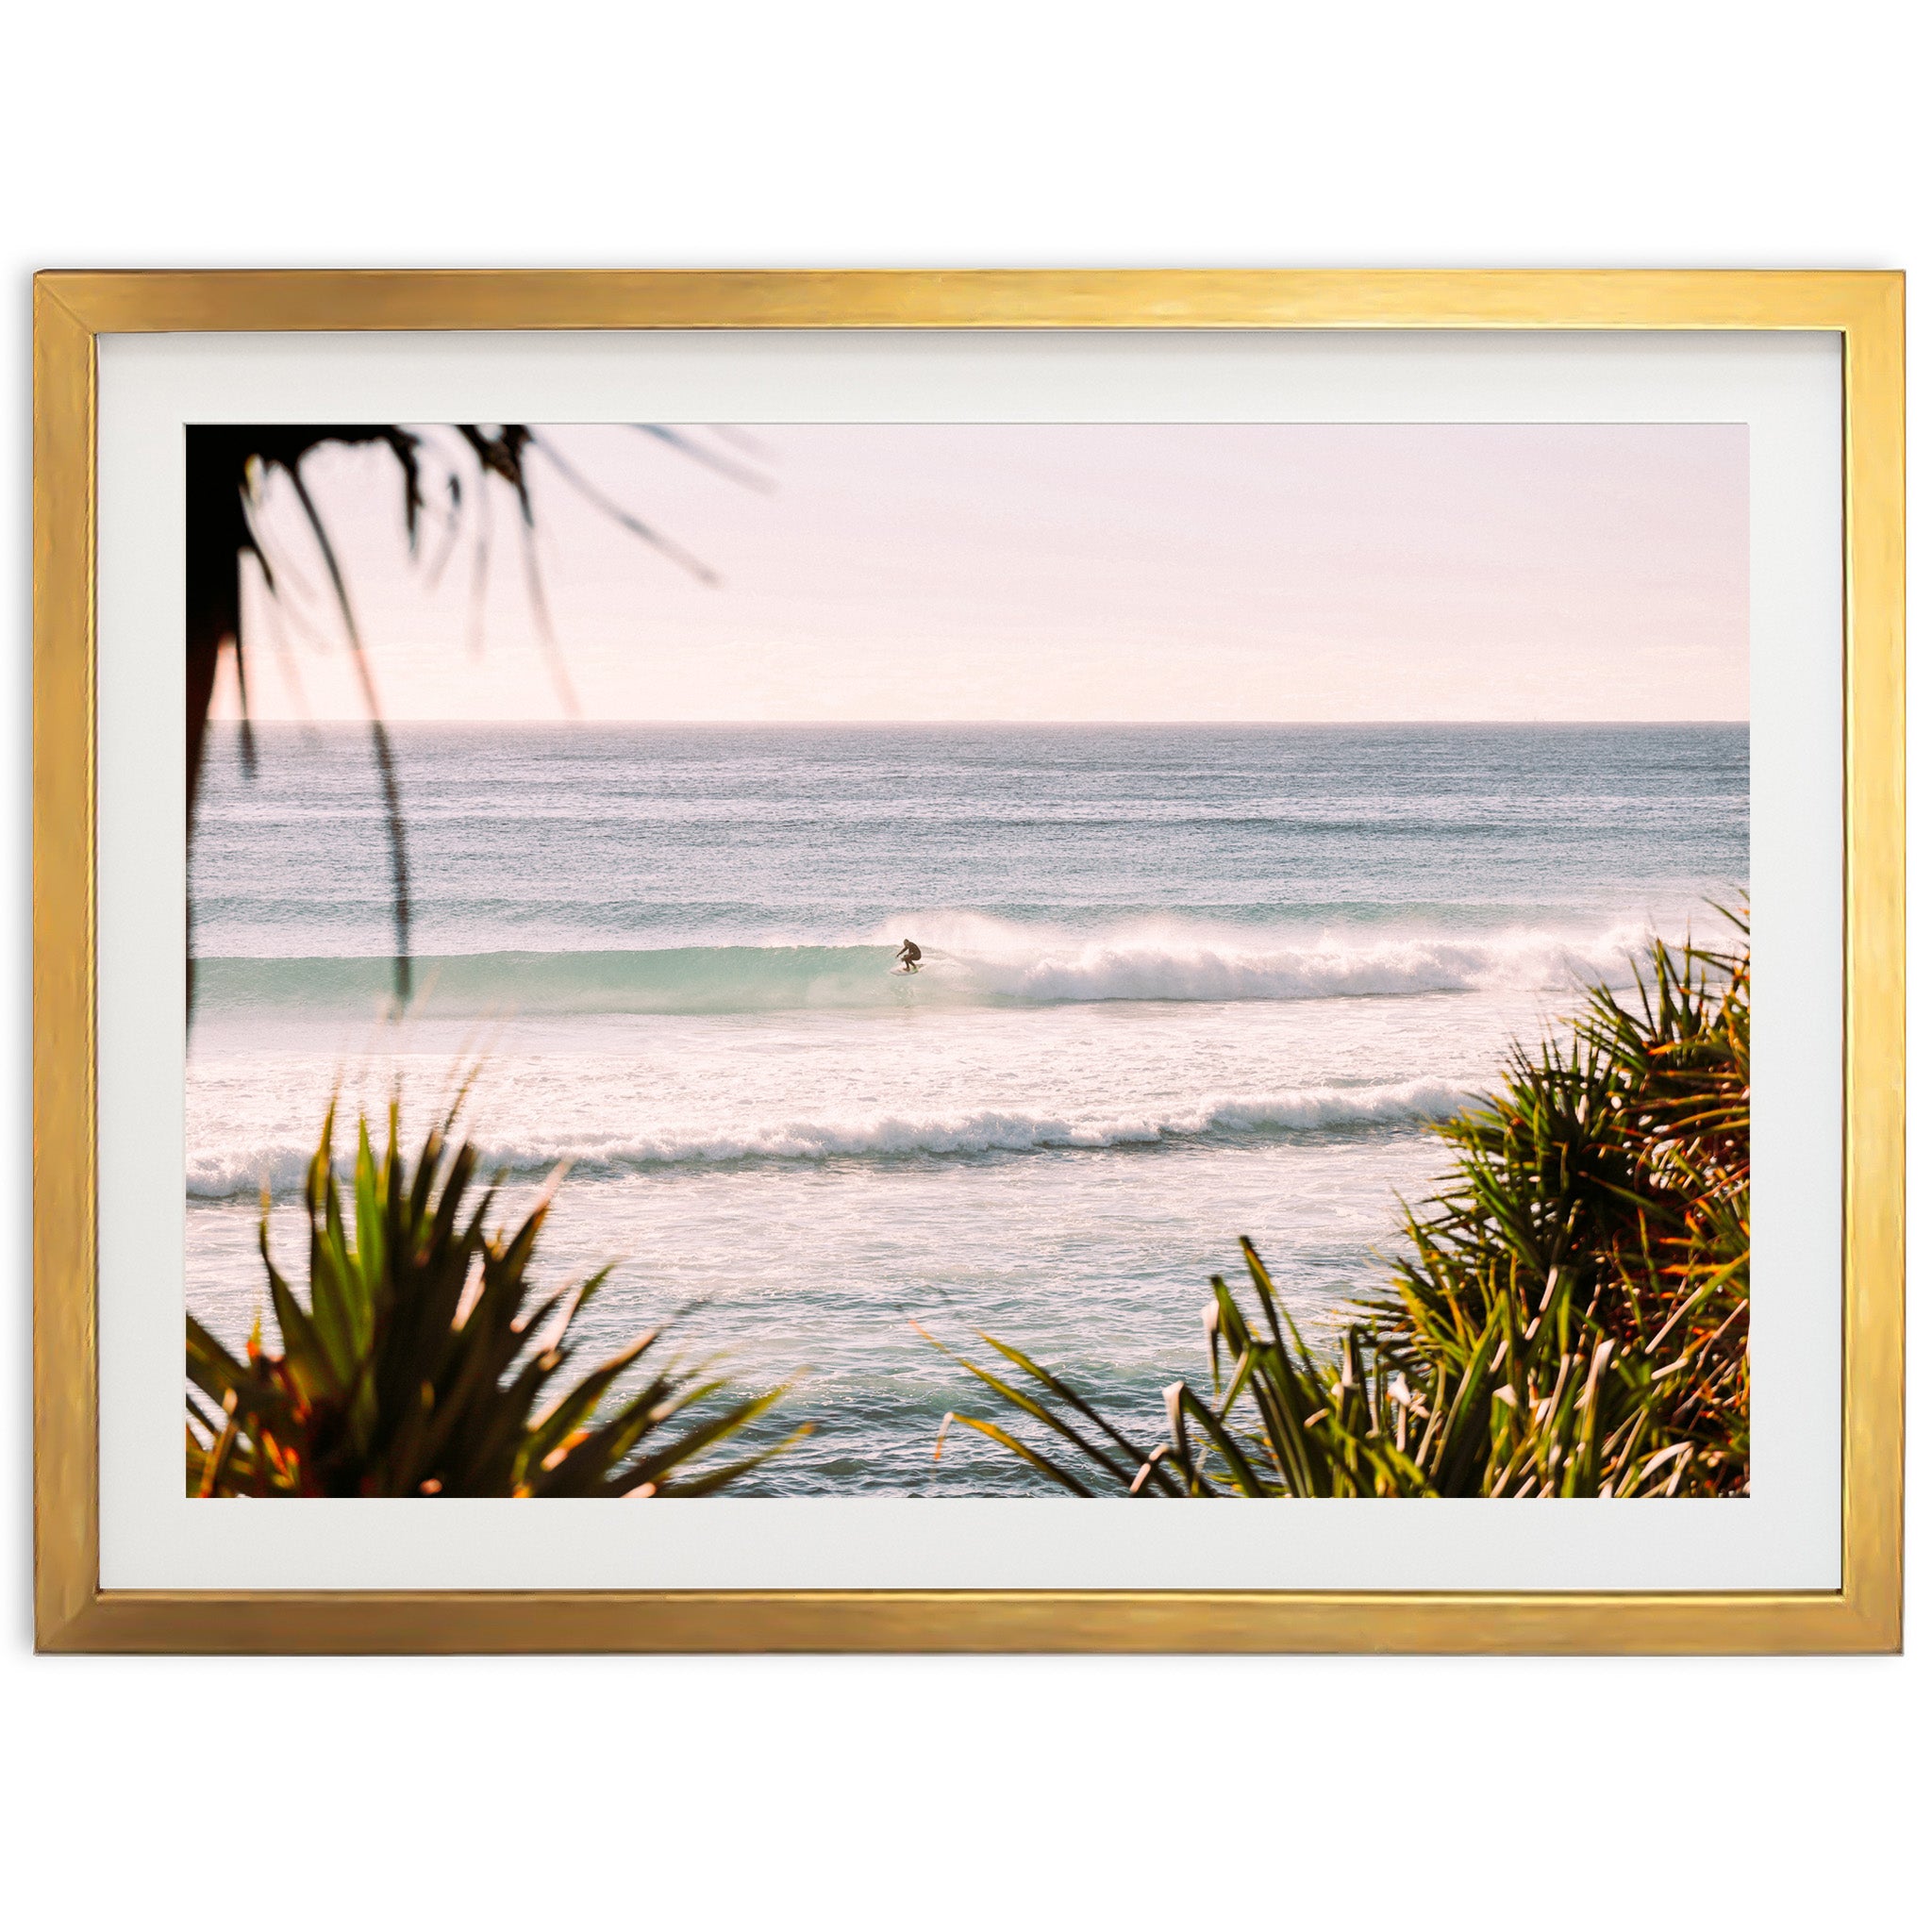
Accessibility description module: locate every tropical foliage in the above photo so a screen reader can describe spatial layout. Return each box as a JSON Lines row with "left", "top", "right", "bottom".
{"left": 186, "top": 1100, "right": 807, "bottom": 1497}
{"left": 924, "top": 924, "right": 1750, "bottom": 1499}
{"left": 188, "top": 423, "right": 761, "bottom": 1008}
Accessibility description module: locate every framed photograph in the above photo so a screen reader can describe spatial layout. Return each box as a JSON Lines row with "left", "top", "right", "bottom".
{"left": 33, "top": 271, "right": 1903, "bottom": 1653}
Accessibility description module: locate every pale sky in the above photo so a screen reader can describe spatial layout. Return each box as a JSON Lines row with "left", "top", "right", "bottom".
{"left": 211, "top": 422, "right": 1748, "bottom": 724}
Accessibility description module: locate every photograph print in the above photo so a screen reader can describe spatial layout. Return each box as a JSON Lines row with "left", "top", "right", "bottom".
{"left": 183, "top": 420, "right": 1749, "bottom": 1503}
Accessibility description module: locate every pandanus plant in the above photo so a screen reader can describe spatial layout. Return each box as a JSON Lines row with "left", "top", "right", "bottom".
{"left": 186, "top": 1101, "right": 808, "bottom": 1497}
{"left": 187, "top": 423, "right": 766, "bottom": 1013}
{"left": 925, "top": 922, "right": 1749, "bottom": 1500}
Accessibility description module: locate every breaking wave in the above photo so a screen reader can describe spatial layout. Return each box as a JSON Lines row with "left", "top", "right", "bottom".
{"left": 195, "top": 921, "right": 1648, "bottom": 1019}
{"left": 184, "top": 1074, "right": 1475, "bottom": 1199}
{"left": 953, "top": 928, "right": 1643, "bottom": 1004}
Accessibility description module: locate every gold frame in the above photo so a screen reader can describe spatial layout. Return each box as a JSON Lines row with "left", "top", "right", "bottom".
{"left": 33, "top": 270, "right": 1905, "bottom": 1654}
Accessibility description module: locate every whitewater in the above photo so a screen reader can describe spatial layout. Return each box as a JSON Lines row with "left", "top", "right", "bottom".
{"left": 187, "top": 722, "right": 1748, "bottom": 1494}
{"left": 194, "top": 922, "right": 1654, "bottom": 1016}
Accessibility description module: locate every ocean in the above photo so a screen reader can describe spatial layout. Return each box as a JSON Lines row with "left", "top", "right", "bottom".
{"left": 187, "top": 721, "right": 1748, "bottom": 1493}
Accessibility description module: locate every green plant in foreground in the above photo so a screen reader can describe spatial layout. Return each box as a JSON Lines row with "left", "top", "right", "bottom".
{"left": 925, "top": 924, "right": 1749, "bottom": 1499}
{"left": 187, "top": 1101, "right": 808, "bottom": 1497}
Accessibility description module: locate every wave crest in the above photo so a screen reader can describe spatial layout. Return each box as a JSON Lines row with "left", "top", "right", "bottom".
{"left": 194, "top": 922, "right": 1647, "bottom": 1017}
{"left": 185, "top": 1075, "right": 1474, "bottom": 1199}
{"left": 958, "top": 930, "right": 1641, "bottom": 1004}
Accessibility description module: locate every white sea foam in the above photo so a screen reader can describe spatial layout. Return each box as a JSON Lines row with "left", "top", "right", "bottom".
{"left": 184, "top": 1074, "right": 1475, "bottom": 1199}
{"left": 195, "top": 918, "right": 1664, "bottom": 1019}
{"left": 973, "top": 934, "right": 1636, "bottom": 1003}
{"left": 877, "top": 914, "right": 1651, "bottom": 1005}
{"left": 186, "top": 1143, "right": 322, "bottom": 1201}
{"left": 186, "top": 725, "right": 1748, "bottom": 1498}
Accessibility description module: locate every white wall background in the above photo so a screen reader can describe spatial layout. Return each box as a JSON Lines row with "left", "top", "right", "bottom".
{"left": 2, "top": 4, "right": 1920, "bottom": 1924}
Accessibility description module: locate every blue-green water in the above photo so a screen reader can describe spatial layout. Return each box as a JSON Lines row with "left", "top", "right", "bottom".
{"left": 188, "top": 722, "right": 1747, "bottom": 1492}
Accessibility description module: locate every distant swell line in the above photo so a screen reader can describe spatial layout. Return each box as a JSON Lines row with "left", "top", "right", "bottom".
{"left": 184, "top": 1075, "right": 1475, "bottom": 1199}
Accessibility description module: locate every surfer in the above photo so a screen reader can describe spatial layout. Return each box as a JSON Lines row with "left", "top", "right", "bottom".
{"left": 895, "top": 938, "right": 923, "bottom": 974}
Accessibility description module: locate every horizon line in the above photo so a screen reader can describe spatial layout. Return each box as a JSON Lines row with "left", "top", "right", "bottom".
{"left": 210, "top": 716, "right": 1752, "bottom": 729}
